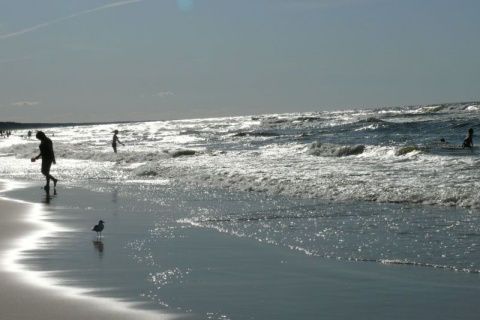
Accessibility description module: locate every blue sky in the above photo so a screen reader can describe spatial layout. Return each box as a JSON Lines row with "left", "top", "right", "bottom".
{"left": 1, "top": 0, "right": 479, "bottom": 122}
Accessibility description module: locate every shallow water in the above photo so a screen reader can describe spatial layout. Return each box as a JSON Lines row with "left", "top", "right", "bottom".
{"left": 0, "top": 102, "right": 479, "bottom": 208}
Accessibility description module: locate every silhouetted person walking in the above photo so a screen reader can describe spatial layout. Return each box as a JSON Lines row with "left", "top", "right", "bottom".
{"left": 33, "top": 131, "right": 58, "bottom": 190}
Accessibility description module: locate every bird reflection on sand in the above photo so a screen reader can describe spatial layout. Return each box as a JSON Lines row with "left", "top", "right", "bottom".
{"left": 93, "top": 240, "right": 104, "bottom": 257}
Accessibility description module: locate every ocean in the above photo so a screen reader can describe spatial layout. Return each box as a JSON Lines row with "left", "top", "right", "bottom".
{"left": 0, "top": 102, "right": 479, "bottom": 319}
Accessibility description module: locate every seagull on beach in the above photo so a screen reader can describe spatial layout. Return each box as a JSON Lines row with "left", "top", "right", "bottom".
{"left": 92, "top": 220, "right": 105, "bottom": 237}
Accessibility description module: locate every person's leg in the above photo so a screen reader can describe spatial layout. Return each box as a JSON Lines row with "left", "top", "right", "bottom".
{"left": 52, "top": 175, "right": 58, "bottom": 187}
{"left": 47, "top": 174, "right": 58, "bottom": 187}
{"left": 41, "top": 161, "right": 53, "bottom": 188}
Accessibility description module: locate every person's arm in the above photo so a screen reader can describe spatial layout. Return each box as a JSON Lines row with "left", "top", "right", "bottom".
{"left": 35, "top": 148, "right": 42, "bottom": 160}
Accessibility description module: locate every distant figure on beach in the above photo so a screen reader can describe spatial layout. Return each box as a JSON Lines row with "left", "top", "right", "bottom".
{"left": 462, "top": 128, "right": 474, "bottom": 149}
{"left": 28, "top": 130, "right": 32, "bottom": 139}
{"left": 112, "top": 130, "right": 124, "bottom": 153}
{"left": 33, "top": 131, "right": 58, "bottom": 191}
{"left": 92, "top": 220, "right": 105, "bottom": 237}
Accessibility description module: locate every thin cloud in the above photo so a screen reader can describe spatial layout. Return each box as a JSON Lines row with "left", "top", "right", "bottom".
{"left": 280, "top": 0, "right": 387, "bottom": 10}
{"left": 152, "top": 92, "right": 175, "bottom": 98}
{"left": 0, "top": 0, "right": 142, "bottom": 41}
{"left": 11, "top": 101, "right": 41, "bottom": 107}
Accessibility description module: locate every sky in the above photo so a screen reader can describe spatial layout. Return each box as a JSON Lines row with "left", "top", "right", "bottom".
{"left": 1, "top": 0, "right": 479, "bottom": 123}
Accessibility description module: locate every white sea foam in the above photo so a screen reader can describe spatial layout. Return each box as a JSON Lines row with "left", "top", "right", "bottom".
{"left": 0, "top": 104, "right": 479, "bottom": 208}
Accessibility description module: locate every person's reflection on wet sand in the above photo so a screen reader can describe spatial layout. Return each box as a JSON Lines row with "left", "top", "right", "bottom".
{"left": 112, "top": 187, "right": 119, "bottom": 216}
{"left": 112, "top": 187, "right": 118, "bottom": 204}
{"left": 42, "top": 187, "right": 56, "bottom": 204}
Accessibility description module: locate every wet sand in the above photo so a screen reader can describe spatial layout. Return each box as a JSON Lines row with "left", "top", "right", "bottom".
{"left": 0, "top": 181, "right": 179, "bottom": 320}
{"left": 1, "top": 180, "right": 479, "bottom": 319}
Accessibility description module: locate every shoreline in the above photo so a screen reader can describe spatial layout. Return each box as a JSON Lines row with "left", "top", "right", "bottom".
{"left": 0, "top": 179, "right": 179, "bottom": 320}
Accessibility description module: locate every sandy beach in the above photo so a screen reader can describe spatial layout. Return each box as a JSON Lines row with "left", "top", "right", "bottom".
{"left": 0, "top": 181, "right": 178, "bottom": 320}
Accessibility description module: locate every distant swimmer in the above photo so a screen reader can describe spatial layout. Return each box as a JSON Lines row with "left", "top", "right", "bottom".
{"left": 112, "top": 130, "right": 124, "bottom": 153}
{"left": 92, "top": 220, "right": 105, "bottom": 237}
{"left": 462, "top": 128, "right": 474, "bottom": 149}
{"left": 33, "top": 131, "right": 58, "bottom": 191}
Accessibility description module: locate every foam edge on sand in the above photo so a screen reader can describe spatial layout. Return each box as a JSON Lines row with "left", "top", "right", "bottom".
{"left": 0, "top": 179, "right": 183, "bottom": 320}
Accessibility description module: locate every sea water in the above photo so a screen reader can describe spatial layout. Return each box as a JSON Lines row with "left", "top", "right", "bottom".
{"left": 0, "top": 102, "right": 479, "bottom": 318}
